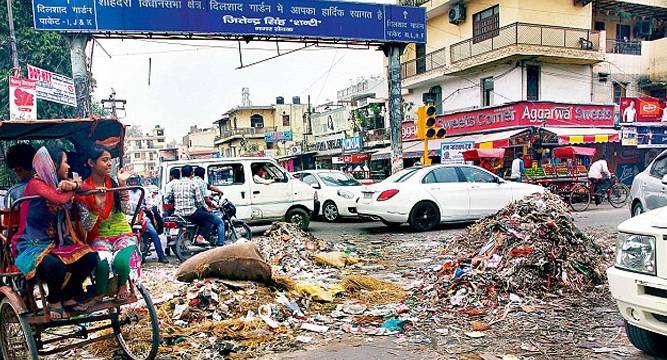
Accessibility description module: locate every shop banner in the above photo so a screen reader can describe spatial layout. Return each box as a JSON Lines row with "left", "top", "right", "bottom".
{"left": 342, "top": 135, "right": 363, "bottom": 153}
{"left": 401, "top": 121, "right": 417, "bottom": 141}
{"left": 27, "top": 64, "right": 77, "bottom": 107}
{"left": 636, "top": 126, "right": 667, "bottom": 148}
{"left": 9, "top": 77, "right": 37, "bottom": 121}
{"left": 343, "top": 153, "right": 369, "bottom": 163}
{"left": 264, "top": 130, "right": 292, "bottom": 143}
{"left": 621, "top": 127, "right": 638, "bottom": 146}
{"left": 437, "top": 101, "right": 614, "bottom": 137}
{"left": 440, "top": 141, "right": 474, "bottom": 165}
{"left": 620, "top": 97, "right": 667, "bottom": 124}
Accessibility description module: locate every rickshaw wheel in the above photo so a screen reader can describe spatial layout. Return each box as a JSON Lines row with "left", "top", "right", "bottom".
{"left": 111, "top": 283, "right": 160, "bottom": 360}
{"left": 0, "top": 298, "right": 38, "bottom": 360}
{"left": 569, "top": 184, "right": 591, "bottom": 212}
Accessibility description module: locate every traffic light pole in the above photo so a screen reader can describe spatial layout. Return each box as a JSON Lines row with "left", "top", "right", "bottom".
{"left": 384, "top": 44, "right": 405, "bottom": 174}
{"left": 422, "top": 138, "right": 431, "bottom": 165}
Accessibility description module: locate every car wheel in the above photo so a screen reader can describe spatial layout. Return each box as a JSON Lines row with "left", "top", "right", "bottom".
{"left": 409, "top": 201, "right": 440, "bottom": 232}
{"left": 322, "top": 201, "right": 339, "bottom": 222}
{"left": 625, "top": 321, "right": 667, "bottom": 356}
{"left": 286, "top": 208, "right": 310, "bottom": 231}
{"left": 632, "top": 202, "right": 644, "bottom": 217}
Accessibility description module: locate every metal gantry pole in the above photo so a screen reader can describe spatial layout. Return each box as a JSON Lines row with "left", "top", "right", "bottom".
{"left": 68, "top": 34, "right": 92, "bottom": 117}
{"left": 6, "top": 0, "right": 20, "bottom": 76}
{"left": 384, "top": 44, "right": 405, "bottom": 174}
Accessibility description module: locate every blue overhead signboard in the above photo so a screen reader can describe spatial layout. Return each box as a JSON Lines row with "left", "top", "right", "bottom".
{"left": 32, "top": 0, "right": 426, "bottom": 44}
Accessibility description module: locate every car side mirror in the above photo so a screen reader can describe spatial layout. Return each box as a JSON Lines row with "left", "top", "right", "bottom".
{"left": 662, "top": 174, "right": 667, "bottom": 185}
{"left": 311, "top": 183, "right": 321, "bottom": 189}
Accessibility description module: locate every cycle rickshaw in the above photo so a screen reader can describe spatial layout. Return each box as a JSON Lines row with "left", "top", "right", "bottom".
{"left": 0, "top": 118, "right": 160, "bottom": 360}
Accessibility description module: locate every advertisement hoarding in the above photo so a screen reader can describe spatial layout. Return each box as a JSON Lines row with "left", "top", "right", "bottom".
{"left": 440, "top": 141, "right": 474, "bottom": 165}
{"left": 9, "top": 77, "right": 37, "bottom": 121}
{"left": 636, "top": 126, "right": 667, "bottom": 148}
{"left": 32, "top": 0, "right": 426, "bottom": 44}
{"left": 27, "top": 64, "right": 77, "bottom": 107}
{"left": 620, "top": 97, "right": 667, "bottom": 124}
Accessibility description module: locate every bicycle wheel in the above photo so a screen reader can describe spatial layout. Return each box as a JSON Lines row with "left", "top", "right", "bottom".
{"left": 0, "top": 298, "right": 38, "bottom": 360}
{"left": 569, "top": 184, "right": 591, "bottom": 212}
{"left": 609, "top": 183, "right": 630, "bottom": 208}
{"left": 112, "top": 282, "right": 160, "bottom": 360}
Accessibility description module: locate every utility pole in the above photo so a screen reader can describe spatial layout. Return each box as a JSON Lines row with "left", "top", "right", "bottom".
{"left": 6, "top": 0, "right": 20, "bottom": 76}
{"left": 383, "top": 44, "right": 406, "bottom": 174}
{"left": 101, "top": 89, "right": 127, "bottom": 118}
{"left": 68, "top": 35, "right": 92, "bottom": 117}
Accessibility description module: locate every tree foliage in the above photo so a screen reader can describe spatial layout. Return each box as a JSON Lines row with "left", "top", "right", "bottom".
{"left": 1, "top": 0, "right": 78, "bottom": 119}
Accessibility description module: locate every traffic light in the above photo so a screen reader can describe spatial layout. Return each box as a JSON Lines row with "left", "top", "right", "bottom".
{"left": 424, "top": 104, "right": 445, "bottom": 139}
{"left": 415, "top": 106, "right": 427, "bottom": 140}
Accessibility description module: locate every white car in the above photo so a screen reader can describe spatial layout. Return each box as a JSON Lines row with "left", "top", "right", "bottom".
{"left": 607, "top": 207, "right": 667, "bottom": 356}
{"left": 357, "top": 164, "right": 545, "bottom": 231}
{"left": 629, "top": 150, "right": 667, "bottom": 217}
{"left": 293, "top": 170, "right": 363, "bottom": 222}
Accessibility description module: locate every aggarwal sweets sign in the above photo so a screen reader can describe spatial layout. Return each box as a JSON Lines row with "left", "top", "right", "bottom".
{"left": 402, "top": 101, "right": 615, "bottom": 140}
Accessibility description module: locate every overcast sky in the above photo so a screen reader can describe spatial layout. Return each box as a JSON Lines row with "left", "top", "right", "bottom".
{"left": 91, "top": 1, "right": 394, "bottom": 142}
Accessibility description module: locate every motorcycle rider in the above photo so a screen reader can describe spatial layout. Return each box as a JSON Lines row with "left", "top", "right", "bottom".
{"left": 192, "top": 167, "right": 227, "bottom": 246}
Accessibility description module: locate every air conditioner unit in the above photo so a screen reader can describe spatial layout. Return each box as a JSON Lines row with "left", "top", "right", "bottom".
{"left": 448, "top": 3, "right": 466, "bottom": 25}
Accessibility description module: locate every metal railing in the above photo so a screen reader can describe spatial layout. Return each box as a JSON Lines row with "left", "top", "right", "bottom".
{"left": 218, "top": 126, "right": 277, "bottom": 140}
{"left": 401, "top": 47, "right": 447, "bottom": 79}
{"left": 606, "top": 39, "right": 642, "bottom": 55}
{"left": 450, "top": 22, "right": 596, "bottom": 63}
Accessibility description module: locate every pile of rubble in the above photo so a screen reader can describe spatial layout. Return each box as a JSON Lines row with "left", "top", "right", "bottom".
{"left": 420, "top": 192, "right": 611, "bottom": 311}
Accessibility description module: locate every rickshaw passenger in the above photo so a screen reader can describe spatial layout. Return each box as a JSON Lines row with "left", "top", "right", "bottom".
{"left": 77, "top": 145, "right": 140, "bottom": 301}
{"left": 3, "top": 143, "right": 37, "bottom": 208}
{"left": 12, "top": 145, "right": 98, "bottom": 319}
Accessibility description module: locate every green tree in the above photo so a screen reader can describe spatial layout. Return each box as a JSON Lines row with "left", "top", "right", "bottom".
{"left": 1, "top": 0, "right": 78, "bottom": 119}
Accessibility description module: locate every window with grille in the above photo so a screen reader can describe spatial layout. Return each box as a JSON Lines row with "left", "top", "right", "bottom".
{"left": 526, "top": 65, "right": 540, "bottom": 101}
{"left": 473, "top": 5, "right": 499, "bottom": 44}
{"left": 613, "top": 82, "right": 626, "bottom": 105}
{"left": 482, "top": 77, "right": 494, "bottom": 107}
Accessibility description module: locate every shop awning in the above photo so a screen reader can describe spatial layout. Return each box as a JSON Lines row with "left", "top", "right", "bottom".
{"left": 475, "top": 128, "right": 530, "bottom": 149}
{"left": 543, "top": 127, "right": 620, "bottom": 145}
{"left": 552, "top": 146, "right": 597, "bottom": 159}
{"left": 403, "top": 139, "right": 447, "bottom": 158}
{"left": 371, "top": 146, "right": 392, "bottom": 160}
{"left": 462, "top": 148, "right": 506, "bottom": 161}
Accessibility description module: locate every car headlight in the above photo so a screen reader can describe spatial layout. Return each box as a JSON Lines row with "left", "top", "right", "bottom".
{"left": 615, "top": 233, "right": 656, "bottom": 275}
{"left": 337, "top": 190, "right": 355, "bottom": 199}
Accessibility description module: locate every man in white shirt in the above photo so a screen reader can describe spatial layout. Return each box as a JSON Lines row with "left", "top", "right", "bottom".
{"left": 510, "top": 155, "right": 524, "bottom": 181}
{"left": 588, "top": 159, "right": 612, "bottom": 205}
{"left": 623, "top": 100, "right": 637, "bottom": 123}
{"left": 253, "top": 165, "right": 275, "bottom": 185}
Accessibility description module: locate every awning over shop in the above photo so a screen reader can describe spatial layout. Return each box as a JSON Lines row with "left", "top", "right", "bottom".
{"left": 475, "top": 128, "right": 530, "bottom": 149}
{"left": 462, "top": 148, "right": 506, "bottom": 161}
{"left": 371, "top": 146, "right": 392, "bottom": 160}
{"left": 403, "top": 139, "right": 447, "bottom": 158}
{"left": 552, "top": 146, "right": 597, "bottom": 159}
{"left": 543, "top": 127, "right": 620, "bottom": 145}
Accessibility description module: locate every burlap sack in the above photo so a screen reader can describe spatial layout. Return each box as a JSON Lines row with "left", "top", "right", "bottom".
{"left": 176, "top": 243, "right": 272, "bottom": 283}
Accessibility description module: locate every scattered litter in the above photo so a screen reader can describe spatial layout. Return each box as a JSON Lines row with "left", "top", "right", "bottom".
{"left": 301, "top": 323, "right": 329, "bottom": 333}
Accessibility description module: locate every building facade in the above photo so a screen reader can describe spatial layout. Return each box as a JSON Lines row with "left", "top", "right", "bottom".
{"left": 181, "top": 125, "right": 218, "bottom": 159}
{"left": 124, "top": 125, "right": 166, "bottom": 176}
{"left": 214, "top": 98, "right": 309, "bottom": 159}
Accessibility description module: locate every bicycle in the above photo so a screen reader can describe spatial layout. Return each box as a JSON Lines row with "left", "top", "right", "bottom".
{"left": 569, "top": 175, "right": 630, "bottom": 212}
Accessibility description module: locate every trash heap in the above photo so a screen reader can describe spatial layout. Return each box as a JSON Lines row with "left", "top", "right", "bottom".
{"left": 424, "top": 192, "right": 609, "bottom": 310}
{"left": 83, "top": 223, "right": 410, "bottom": 359}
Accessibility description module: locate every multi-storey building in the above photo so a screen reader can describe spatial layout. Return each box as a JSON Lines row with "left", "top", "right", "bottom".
{"left": 181, "top": 125, "right": 218, "bottom": 159}
{"left": 214, "top": 97, "right": 308, "bottom": 159}
{"left": 394, "top": 0, "right": 666, "bottom": 178}
{"left": 124, "top": 125, "right": 166, "bottom": 176}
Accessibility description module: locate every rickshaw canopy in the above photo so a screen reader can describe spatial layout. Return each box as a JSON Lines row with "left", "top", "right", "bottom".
{"left": 462, "top": 148, "right": 506, "bottom": 162}
{"left": 552, "top": 146, "right": 596, "bottom": 159}
{"left": 0, "top": 118, "right": 125, "bottom": 158}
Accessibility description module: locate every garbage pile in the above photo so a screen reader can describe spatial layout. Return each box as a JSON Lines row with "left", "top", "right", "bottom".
{"left": 423, "top": 192, "right": 610, "bottom": 310}
{"left": 83, "top": 223, "right": 410, "bottom": 359}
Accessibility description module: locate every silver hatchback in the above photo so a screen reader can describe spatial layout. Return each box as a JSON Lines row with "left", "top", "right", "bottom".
{"left": 629, "top": 150, "right": 667, "bottom": 216}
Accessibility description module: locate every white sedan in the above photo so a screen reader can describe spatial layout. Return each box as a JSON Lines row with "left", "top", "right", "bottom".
{"left": 357, "top": 164, "right": 545, "bottom": 231}
{"left": 293, "top": 170, "right": 363, "bottom": 221}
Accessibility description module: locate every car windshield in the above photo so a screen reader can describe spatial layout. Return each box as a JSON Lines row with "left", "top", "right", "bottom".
{"left": 319, "top": 172, "right": 361, "bottom": 187}
{"left": 383, "top": 168, "right": 420, "bottom": 183}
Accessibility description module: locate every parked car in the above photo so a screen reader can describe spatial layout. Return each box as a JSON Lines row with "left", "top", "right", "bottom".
{"left": 159, "top": 157, "right": 319, "bottom": 230}
{"left": 357, "top": 164, "right": 545, "bottom": 231}
{"left": 607, "top": 207, "right": 667, "bottom": 356}
{"left": 629, "top": 150, "right": 667, "bottom": 216}
{"left": 293, "top": 170, "right": 363, "bottom": 222}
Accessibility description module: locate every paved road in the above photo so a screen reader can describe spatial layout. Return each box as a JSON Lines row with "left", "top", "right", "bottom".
{"left": 302, "top": 203, "right": 630, "bottom": 242}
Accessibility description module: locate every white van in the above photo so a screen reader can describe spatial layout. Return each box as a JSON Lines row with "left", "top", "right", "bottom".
{"left": 159, "top": 157, "right": 319, "bottom": 230}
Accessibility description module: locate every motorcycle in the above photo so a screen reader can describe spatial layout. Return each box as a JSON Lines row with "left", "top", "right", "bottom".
{"left": 165, "top": 196, "right": 252, "bottom": 263}
{"left": 133, "top": 204, "right": 169, "bottom": 263}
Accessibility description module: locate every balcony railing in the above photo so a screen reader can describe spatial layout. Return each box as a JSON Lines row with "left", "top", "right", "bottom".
{"left": 450, "top": 22, "right": 595, "bottom": 63}
{"left": 401, "top": 47, "right": 447, "bottom": 79}
{"left": 606, "top": 39, "right": 642, "bottom": 55}
{"left": 218, "top": 126, "right": 277, "bottom": 141}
